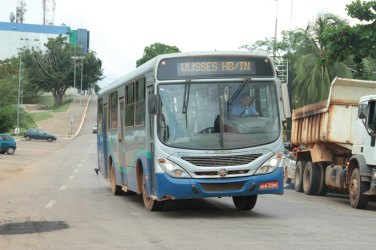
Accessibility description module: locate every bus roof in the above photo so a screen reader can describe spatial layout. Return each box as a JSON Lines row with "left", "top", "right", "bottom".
{"left": 98, "top": 51, "right": 271, "bottom": 95}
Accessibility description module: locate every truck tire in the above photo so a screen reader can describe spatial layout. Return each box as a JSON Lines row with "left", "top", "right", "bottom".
{"left": 294, "top": 161, "right": 306, "bottom": 192}
{"left": 303, "top": 161, "right": 320, "bottom": 195}
{"left": 316, "top": 163, "right": 328, "bottom": 196}
{"left": 349, "top": 168, "right": 369, "bottom": 209}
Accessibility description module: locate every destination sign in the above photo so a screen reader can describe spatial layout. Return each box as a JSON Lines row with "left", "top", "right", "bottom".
{"left": 157, "top": 56, "right": 274, "bottom": 80}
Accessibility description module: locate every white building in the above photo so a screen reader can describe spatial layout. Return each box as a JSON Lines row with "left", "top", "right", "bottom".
{"left": 0, "top": 21, "right": 89, "bottom": 60}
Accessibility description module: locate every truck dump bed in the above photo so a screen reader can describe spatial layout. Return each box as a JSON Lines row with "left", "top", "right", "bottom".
{"left": 291, "top": 77, "right": 376, "bottom": 149}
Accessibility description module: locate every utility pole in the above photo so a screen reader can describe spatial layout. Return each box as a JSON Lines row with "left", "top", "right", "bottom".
{"left": 70, "top": 56, "right": 84, "bottom": 136}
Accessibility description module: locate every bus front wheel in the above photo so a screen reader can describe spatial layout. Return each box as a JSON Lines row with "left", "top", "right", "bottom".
{"left": 232, "top": 195, "right": 257, "bottom": 210}
{"left": 141, "top": 172, "right": 164, "bottom": 211}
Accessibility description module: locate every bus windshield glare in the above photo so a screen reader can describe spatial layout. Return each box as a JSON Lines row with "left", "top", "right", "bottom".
{"left": 157, "top": 81, "right": 280, "bottom": 150}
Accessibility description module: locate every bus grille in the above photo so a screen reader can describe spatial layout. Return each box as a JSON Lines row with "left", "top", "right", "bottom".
{"left": 181, "top": 154, "right": 262, "bottom": 167}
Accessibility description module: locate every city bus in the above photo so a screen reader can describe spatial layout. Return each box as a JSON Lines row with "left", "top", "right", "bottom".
{"left": 96, "top": 51, "right": 291, "bottom": 211}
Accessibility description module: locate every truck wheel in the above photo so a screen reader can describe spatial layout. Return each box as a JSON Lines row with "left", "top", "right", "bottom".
{"left": 316, "top": 163, "right": 328, "bottom": 196}
{"left": 294, "top": 161, "right": 306, "bottom": 192}
{"left": 110, "top": 163, "right": 123, "bottom": 195}
{"left": 303, "top": 161, "right": 320, "bottom": 195}
{"left": 349, "top": 168, "right": 369, "bottom": 209}
{"left": 232, "top": 195, "right": 257, "bottom": 210}
{"left": 141, "top": 171, "right": 164, "bottom": 211}
{"left": 6, "top": 147, "right": 15, "bottom": 155}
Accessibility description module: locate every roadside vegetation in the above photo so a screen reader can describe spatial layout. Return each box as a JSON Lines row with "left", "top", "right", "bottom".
{"left": 0, "top": 35, "right": 103, "bottom": 134}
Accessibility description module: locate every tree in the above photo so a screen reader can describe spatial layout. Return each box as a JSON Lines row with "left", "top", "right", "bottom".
{"left": 22, "top": 36, "right": 103, "bottom": 105}
{"left": 0, "top": 58, "right": 35, "bottom": 133}
{"left": 242, "top": 14, "right": 352, "bottom": 108}
{"left": 323, "top": 0, "right": 376, "bottom": 79}
{"left": 290, "top": 14, "right": 352, "bottom": 107}
{"left": 136, "top": 42, "right": 180, "bottom": 67}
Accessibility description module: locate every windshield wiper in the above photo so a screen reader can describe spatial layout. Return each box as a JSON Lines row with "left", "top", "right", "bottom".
{"left": 182, "top": 79, "right": 191, "bottom": 128}
{"left": 227, "top": 76, "right": 251, "bottom": 105}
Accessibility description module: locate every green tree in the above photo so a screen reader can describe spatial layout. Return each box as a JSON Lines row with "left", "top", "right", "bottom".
{"left": 0, "top": 58, "right": 35, "bottom": 133}
{"left": 136, "top": 42, "right": 180, "bottom": 67}
{"left": 323, "top": 0, "right": 376, "bottom": 79}
{"left": 22, "top": 36, "right": 103, "bottom": 105}
{"left": 290, "top": 14, "right": 352, "bottom": 107}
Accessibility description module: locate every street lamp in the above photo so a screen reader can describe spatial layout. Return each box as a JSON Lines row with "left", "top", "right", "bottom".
{"left": 70, "top": 56, "right": 84, "bottom": 136}
{"left": 15, "top": 48, "right": 23, "bottom": 136}
{"left": 80, "top": 57, "right": 84, "bottom": 106}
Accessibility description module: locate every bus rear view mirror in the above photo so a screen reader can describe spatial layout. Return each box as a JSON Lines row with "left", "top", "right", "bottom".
{"left": 148, "top": 95, "right": 158, "bottom": 115}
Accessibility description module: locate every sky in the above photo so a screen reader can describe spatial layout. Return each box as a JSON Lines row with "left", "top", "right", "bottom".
{"left": 1, "top": 0, "right": 358, "bottom": 87}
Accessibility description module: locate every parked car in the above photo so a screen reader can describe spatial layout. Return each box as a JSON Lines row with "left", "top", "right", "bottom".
{"left": 283, "top": 151, "right": 296, "bottom": 184}
{"left": 0, "top": 134, "right": 16, "bottom": 155}
{"left": 24, "top": 128, "right": 57, "bottom": 142}
{"left": 92, "top": 124, "right": 97, "bottom": 134}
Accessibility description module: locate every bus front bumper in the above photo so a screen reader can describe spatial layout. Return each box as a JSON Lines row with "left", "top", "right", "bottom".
{"left": 154, "top": 167, "right": 284, "bottom": 200}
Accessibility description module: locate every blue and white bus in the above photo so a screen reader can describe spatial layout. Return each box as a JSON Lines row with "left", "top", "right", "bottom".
{"left": 97, "top": 51, "right": 290, "bottom": 211}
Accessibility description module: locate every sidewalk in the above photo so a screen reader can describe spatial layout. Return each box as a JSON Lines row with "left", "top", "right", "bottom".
{"left": 37, "top": 95, "right": 92, "bottom": 139}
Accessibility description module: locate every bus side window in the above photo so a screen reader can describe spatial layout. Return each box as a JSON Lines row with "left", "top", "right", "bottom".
{"left": 135, "top": 78, "right": 145, "bottom": 125}
{"left": 110, "top": 91, "right": 118, "bottom": 129}
{"left": 125, "top": 83, "right": 135, "bottom": 127}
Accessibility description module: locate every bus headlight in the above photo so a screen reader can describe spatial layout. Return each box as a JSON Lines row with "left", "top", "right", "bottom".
{"left": 157, "top": 158, "right": 190, "bottom": 178}
{"left": 255, "top": 153, "right": 283, "bottom": 175}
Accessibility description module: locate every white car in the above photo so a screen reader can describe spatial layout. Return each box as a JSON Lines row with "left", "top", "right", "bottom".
{"left": 283, "top": 151, "right": 296, "bottom": 184}
{"left": 92, "top": 124, "right": 98, "bottom": 134}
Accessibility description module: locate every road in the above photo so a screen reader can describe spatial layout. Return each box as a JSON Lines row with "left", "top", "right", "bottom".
{"left": 1, "top": 96, "right": 376, "bottom": 250}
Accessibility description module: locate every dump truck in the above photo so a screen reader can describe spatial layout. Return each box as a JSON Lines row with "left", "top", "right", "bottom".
{"left": 291, "top": 77, "right": 376, "bottom": 209}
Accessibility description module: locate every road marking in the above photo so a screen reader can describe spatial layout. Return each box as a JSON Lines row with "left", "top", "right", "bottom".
{"left": 59, "top": 185, "right": 67, "bottom": 191}
{"left": 45, "top": 200, "right": 56, "bottom": 209}
{"left": 78, "top": 164, "right": 82, "bottom": 167}
{"left": 130, "top": 212, "right": 141, "bottom": 216}
{"left": 69, "top": 176, "right": 75, "bottom": 180}
{"left": 74, "top": 169, "right": 78, "bottom": 173}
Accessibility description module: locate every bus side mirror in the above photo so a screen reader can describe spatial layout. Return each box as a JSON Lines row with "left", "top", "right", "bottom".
{"left": 148, "top": 95, "right": 158, "bottom": 115}
{"left": 281, "top": 83, "right": 291, "bottom": 119}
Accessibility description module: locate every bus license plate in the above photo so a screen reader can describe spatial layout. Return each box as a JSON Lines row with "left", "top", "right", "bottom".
{"left": 259, "top": 181, "right": 279, "bottom": 190}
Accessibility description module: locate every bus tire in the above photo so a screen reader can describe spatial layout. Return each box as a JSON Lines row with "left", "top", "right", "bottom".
{"left": 232, "top": 195, "right": 257, "bottom": 210}
{"left": 110, "top": 163, "right": 122, "bottom": 195}
{"left": 349, "top": 168, "right": 369, "bottom": 209}
{"left": 303, "top": 161, "right": 320, "bottom": 195}
{"left": 294, "top": 161, "right": 306, "bottom": 192}
{"left": 141, "top": 171, "right": 163, "bottom": 211}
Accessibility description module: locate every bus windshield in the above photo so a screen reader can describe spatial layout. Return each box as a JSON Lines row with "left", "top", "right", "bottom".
{"left": 157, "top": 80, "right": 280, "bottom": 150}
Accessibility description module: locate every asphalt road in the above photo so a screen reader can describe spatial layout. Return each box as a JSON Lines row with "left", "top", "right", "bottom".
{"left": 1, "top": 96, "right": 376, "bottom": 250}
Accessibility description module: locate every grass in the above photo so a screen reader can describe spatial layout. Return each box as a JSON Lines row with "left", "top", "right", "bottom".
{"left": 31, "top": 112, "right": 53, "bottom": 122}
{"left": 26, "top": 96, "right": 73, "bottom": 124}
{"left": 24, "top": 95, "right": 73, "bottom": 112}
{"left": 52, "top": 97, "right": 73, "bottom": 112}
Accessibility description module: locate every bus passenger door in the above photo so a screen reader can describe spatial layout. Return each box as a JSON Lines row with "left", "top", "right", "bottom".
{"left": 118, "top": 98, "right": 127, "bottom": 185}
{"left": 99, "top": 103, "right": 109, "bottom": 179}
